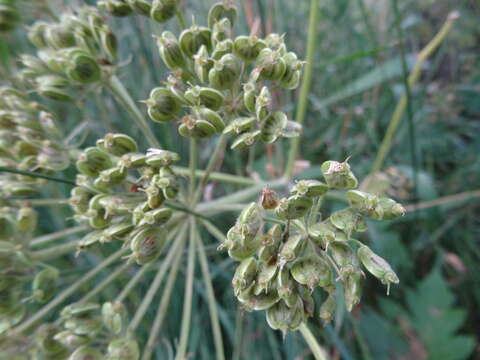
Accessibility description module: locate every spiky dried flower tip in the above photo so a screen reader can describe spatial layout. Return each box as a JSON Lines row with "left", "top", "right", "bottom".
{"left": 220, "top": 159, "right": 405, "bottom": 334}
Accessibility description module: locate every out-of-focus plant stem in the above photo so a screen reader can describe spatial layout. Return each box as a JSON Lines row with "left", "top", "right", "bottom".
{"left": 299, "top": 323, "right": 329, "bottom": 360}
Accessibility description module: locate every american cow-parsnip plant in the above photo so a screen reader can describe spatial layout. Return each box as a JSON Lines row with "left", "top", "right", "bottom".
{"left": 0, "top": 1, "right": 405, "bottom": 359}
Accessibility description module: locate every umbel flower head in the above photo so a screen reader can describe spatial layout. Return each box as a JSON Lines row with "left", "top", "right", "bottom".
{"left": 219, "top": 159, "right": 405, "bottom": 334}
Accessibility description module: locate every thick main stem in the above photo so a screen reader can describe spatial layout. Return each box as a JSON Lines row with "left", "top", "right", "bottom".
{"left": 299, "top": 323, "right": 329, "bottom": 360}
{"left": 106, "top": 75, "right": 161, "bottom": 148}
{"left": 285, "top": 0, "right": 320, "bottom": 178}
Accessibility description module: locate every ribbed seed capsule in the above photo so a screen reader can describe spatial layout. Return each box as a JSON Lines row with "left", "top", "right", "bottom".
{"left": 255, "top": 86, "right": 271, "bottom": 121}
{"left": 237, "top": 284, "right": 280, "bottom": 311}
{"left": 96, "top": 133, "right": 138, "bottom": 156}
{"left": 178, "top": 115, "right": 217, "bottom": 139}
{"left": 266, "top": 298, "right": 304, "bottom": 334}
{"left": 260, "top": 111, "right": 287, "bottom": 144}
{"left": 31, "top": 267, "right": 59, "bottom": 303}
{"left": 208, "top": 54, "right": 240, "bottom": 90}
{"left": 291, "top": 180, "right": 329, "bottom": 198}
{"left": 151, "top": 0, "right": 177, "bottom": 23}
{"left": 357, "top": 245, "right": 399, "bottom": 294}
{"left": 196, "top": 106, "right": 225, "bottom": 132}
{"left": 254, "top": 262, "right": 278, "bottom": 295}
{"left": 179, "top": 25, "right": 212, "bottom": 57}
{"left": 76, "top": 147, "right": 113, "bottom": 178}
{"left": 65, "top": 50, "right": 101, "bottom": 84}
{"left": 106, "top": 338, "right": 140, "bottom": 360}
{"left": 44, "top": 24, "right": 76, "bottom": 49}
{"left": 98, "top": 0, "right": 134, "bottom": 17}
{"left": 274, "top": 195, "right": 313, "bottom": 220}
{"left": 329, "top": 241, "right": 359, "bottom": 276}
{"left": 130, "top": 226, "right": 167, "bottom": 265}
{"left": 223, "top": 116, "right": 255, "bottom": 135}
{"left": 290, "top": 254, "right": 333, "bottom": 290}
{"left": 265, "top": 33, "right": 285, "bottom": 50}
{"left": 145, "top": 183, "right": 165, "bottom": 208}
{"left": 237, "top": 202, "right": 263, "bottom": 236}
{"left": 243, "top": 82, "right": 256, "bottom": 113}
{"left": 230, "top": 130, "right": 261, "bottom": 150}
{"left": 156, "top": 31, "right": 185, "bottom": 70}
{"left": 329, "top": 208, "right": 367, "bottom": 236}
{"left": 321, "top": 160, "right": 358, "bottom": 189}
{"left": 144, "top": 87, "right": 181, "bottom": 123}
{"left": 94, "top": 166, "right": 128, "bottom": 189}
{"left": 207, "top": 1, "right": 237, "bottom": 28}
{"left": 279, "top": 51, "right": 304, "bottom": 89}
{"left": 233, "top": 35, "right": 266, "bottom": 62}
{"left": 138, "top": 207, "right": 172, "bottom": 226}
{"left": 232, "top": 257, "right": 257, "bottom": 296}
{"left": 184, "top": 86, "right": 224, "bottom": 110}
{"left": 193, "top": 45, "right": 213, "bottom": 83}
{"left": 145, "top": 149, "right": 180, "bottom": 167}
{"left": 377, "top": 197, "right": 405, "bottom": 220}
{"left": 101, "top": 301, "right": 127, "bottom": 335}
{"left": 225, "top": 225, "right": 262, "bottom": 261}
{"left": 211, "top": 39, "right": 233, "bottom": 60}
{"left": 100, "top": 29, "right": 118, "bottom": 61}
{"left": 256, "top": 48, "right": 287, "bottom": 81}
{"left": 278, "top": 234, "right": 305, "bottom": 266}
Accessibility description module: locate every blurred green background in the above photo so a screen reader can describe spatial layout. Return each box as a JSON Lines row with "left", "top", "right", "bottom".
{"left": 1, "top": 0, "right": 479, "bottom": 359}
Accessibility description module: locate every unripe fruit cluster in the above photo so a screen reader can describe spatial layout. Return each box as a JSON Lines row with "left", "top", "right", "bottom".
{"left": 71, "top": 133, "right": 181, "bottom": 265}
{"left": 143, "top": 1, "right": 304, "bottom": 147}
{"left": 220, "top": 159, "right": 405, "bottom": 334}
{"left": 99, "top": 0, "right": 178, "bottom": 24}
{"left": 21, "top": 6, "right": 117, "bottom": 101}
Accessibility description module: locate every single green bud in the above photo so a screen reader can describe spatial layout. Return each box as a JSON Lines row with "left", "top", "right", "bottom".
{"left": 291, "top": 180, "right": 329, "bottom": 198}
{"left": 266, "top": 298, "right": 304, "bottom": 335}
{"left": 232, "top": 257, "right": 257, "bottom": 296}
{"left": 255, "top": 86, "right": 271, "bottom": 121}
{"left": 44, "top": 24, "right": 76, "bottom": 49}
{"left": 102, "top": 301, "right": 128, "bottom": 335}
{"left": 127, "top": 0, "right": 151, "bottom": 15}
{"left": 207, "top": 1, "right": 237, "bottom": 28}
{"left": 179, "top": 25, "right": 212, "bottom": 57}
{"left": 256, "top": 48, "right": 287, "bottom": 81}
{"left": 195, "top": 106, "right": 225, "bottom": 132}
{"left": 96, "top": 133, "right": 138, "bottom": 156}
{"left": 242, "top": 82, "right": 256, "bottom": 113}
{"left": 260, "top": 187, "right": 280, "bottom": 210}
{"left": 254, "top": 262, "right": 278, "bottom": 295}
{"left": 279, "top": 51, "right": 304, "bottom": 89}
{"left": 278, "top": 234, "right": 305, "bottom": 266}
{"left": 151, "top": 0, "right": 177, "bottom": 23}
{"left": 321, "top": 159, "right": 358, "bottom": 189}
{"left": 329, "top": 208, "right": 367, "bottom": 236}
{"left": 376, "top": 197, "right": 406, "bottom": 220}
{"left": 230, "top": 130, "right": 261, "bottom": 150}
{"left": 130, "top": 226, "right": 167, "bottom": 265}
{"left": 344, "top": 273, "right": 362, "bottom": 312}
{"left": 184, "top": 86, "right": 224, "bottom": 111}
{"left": 16, "top": 206, "right": 37, "bottom": 232}
{"left": 64, "top": 50, "right": 101, "bottom": 84}
{"left": 233, "top": 35, "right": 266, "bottom": 62}
{"left": 145, "top": 148, "right": 180, "bottom": 167}
{"left": 208, "top": 54, "right": 241, "bottom": 90}
{"left": 98, "top": 0, "right": 134, "bottom": 17}
{"left": 31, "top": 267, "right": 59, "bottom": 303}
{"left": 290, "top": 254, "right": 333, "bottom": 290}
{"left": 68, "top": 345, "right": 103, "bottom": 360}
{"left": 237, "top": 202, "right": 263, "bottom": 236}
{"left": 357, "top": 245, "right": 399, "bottom": 294}
{"left": 223, "top": 116, "right": 256, "bottom": 135}
{"left": 106, "top": 338, "right": 140, "bottom": 360}
{"left": 275, "top": 195, "right": 313, "bottom": 220}
{"left": 319, "top": 293, "right": 336, "bottom": 323}
{"left": 138, "top": 207, "right": 172, "bottom": 227}
{"left": 144, "top": 87, "right": 181, "bottom": 123}
{"left": 28, "top": 22, "right": 49, "bottom": 48}
{"left": 329, "top": 241, "right": 359, "bottom": 276}
{"left": 156, "top": 31, "right": 185, "bottom": 70}
{"left": 260, "top": 111, "right": 287, "bottom": 144}
{"left": 211, "top": 39, "right": 233, "bottom": 60}
{"left": 87, "top": 208, "right": 111, "bottom": 229}
{"left": 178, "top": 115, "right": 218, "bottom": 139}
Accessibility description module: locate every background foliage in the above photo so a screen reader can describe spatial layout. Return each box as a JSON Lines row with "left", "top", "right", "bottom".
{"left": 1, "top": 0, "right": 479, "bottom": 359}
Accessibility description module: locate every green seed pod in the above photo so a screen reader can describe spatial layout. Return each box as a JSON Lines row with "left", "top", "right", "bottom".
{"left": 97, "top": 133, "right": 138, "bottom": 156}
{"left": 264, "top": 33, "right": 285, "bottom": 50}
{"left": 329, "top": 208, "right": 367, "bottom": 236}
{"left": 130, "top": 226, "right": 168, "bottom": 265}
{"left": 145, "top": 149, "right": 180, "bottom": 167}
{"left": 145, "top": 183, "right": 165, "bottom": 209}
{"left": 70, "top": 186, "right": 95, "bottom": 214}
{"left": 266, "top": 298, "right": 304, "bottom": 334}
{"left": 297, "top": 284, "right": 315, "bottom": 317}
{"left": 127, "top": 0, "right": 151, "bottom": 15}
{"left": 179, "top": 25, "right": 212, "bottom": 57}
{"left": 178, "top": 116, "right": 217, "bottom": 139}
{"left": 193, "top": 45, "right": 214, "bottom": 83}
{"left": 44, "top": 24, "right": 76, "bottom": 49}
{"left": 237, "top": 284, "right": 280, "bottom": 311}
{"left": 225, "top": 225, "right": 262, "bottom": 261}
{"left": 278, "top": 234, "right": 305, "bottom": 266}
{"left": 344, "top": 273, "right": 362, "bottom": 312}
{"left": 16, "top": 206, "right": 37, "bottom": 232}
{"left": 211, "top": 39, "right": 233, "bottom": 60}
{"left": 98, "top": 0, "right": 134, "bottom": 17}
{"left": 319, "top": 293, "right": 336, "bottom": 323}
{"left": 260, "top": 187, "right": 280, "bottom": 211}
{"left": 184, "top": 86, "right": 224, "bottom": 110}
{"left": 291, "top": 180, "right": 329, "bottom": 198}
{"left": 255, "top": 86, "right": 271, "bottom": 121}
{"left": 233, "top": 35, "right": 267, "bottom": 62}
{"left": 274, "top": 195, "right": 313, "bottom": 220}
{"left": 237, "top": 202, "right": 263, "bottom": 235}
{"left": 31, "top": 267, "right": 59, "bottom": 303}
{"left": 207, "top": 1, "right": 237, "bottom": 28}
{"left": 321, "top": 160, "right": 358, "bottom": 189}
{"left": 138, "top": 207, "right": 172, "bottom": 226}
{"left": 357, "top": 245, "right": 399, "bottom": 293}
{"left": 35, "top": 323, "right": 66, "bottom": 355}
{"left": 102, "top": 301, "right": 128, "bottom": 335}
{"left": 157, "top": 168, "right": 179, "bottom": 200}
{"left": 100, "top": 222, "right": 134, "bottom": 243}
{"left": 280, "top": 120, "right": 302, "bottom": 138}
{"left": 256, "top": 48, "right": 287, "bottom": 81}
{"left": 53, "top": 330, "right": 90, "bottom": 348}
{"left": 242, "top": 82, "right": 256, "bottom": 113}
{"left": 77, "top": 230, "right": 103, "bottom": 253}
{"left": 156, "top": 31, "right": 185, "bottom": 70}
{"left": 196, "top": 106, "right": 225, "bottom": 132}
{"left": 377, "top": 197, "right": 405, "bottom": 220}
{"left": 119, "top": 153, "right": 147, "bottom": 169}
{"left": 76, "top": 147, "right": 113, "bottom": 178}
{"left": 279, "top": 69, "right": 301, "bottom": 89}
{"left": 106, "top": 338, "right": 140, "bottom": 360}
{"left": 211, "top": 18, "right": 231, "bottom": 45}
{"left": 308, "top": 221, "right": 345, "bottom": 249}
{"left": 64, "top": 50, "right": 101, "bottom": 84}
{"left": 94, "top": 166, "right": 128, "bottom": 188}
{"left": 144, "top": 87, "right": 181, "bottom": 123}
{"left": 346, "top": 190, "right": 383, "bottom": 219}
{"left": 68, "top": 345, "right": 103, "bottom": 360}
{"left": 232, "top": 257, "right": 257, "bottom": 296}
{"left": 100, "top": 29, "right": 118, "bottom": 61}
{"left": 151, "top": 0, "right": 177, "bottom": 23}
{"left": 260, "top": 111, "right": 288, "bottom": 144}
{"left": 230, "top": 130, "right": 261, "bottom": 150}
{"left": 279, "top": 51, "right": 304, "bottom": 89}
{"left": 28, "top": 22, "right": 49, "bottom": 48}
{"left": 290, "top": 254, "right": 333, "bottom": 290}
{"left": 276, "top": 267, "right": 297, "bottom": 307}
{"left": 87, "top": 208, "right": 111, "bottom": 229}
{"left": 223, "top": 116, "right": 255, "bottom": 135}
{"left": 208, "top": 54, "right": 241, "bottom": 90}
{"left": 258, "top": 225, "right": 282, "bottom": 263}
{"left": 329, "top": 241, "right": 359, "bottom": 276}
{"left": 254, "top": 262, "right": 278, "bottom": 295}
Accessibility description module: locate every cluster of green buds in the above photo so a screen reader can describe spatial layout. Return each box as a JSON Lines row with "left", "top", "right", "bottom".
{"left": 21, "top": 6, "right": 117, "bottom": 101}
{"left": 144, "top": 1, "right": 303, "bottom": 147}
{"left": 219, "top": 159, "right": 405, "bottom": 334}
{"left": 0, "top": 87, "right": 69, "bottom": 198}
{"left": 0, "top": 0, "right": 19, "bottom": 33}
{"left": 30, "top": 301, "right": 139, "bottom": 359}
{"left": 98, "top": 0, "right": 178, "bottom": 24}
{"left": 71, "top": 133, "right": 181, "bottom": 264}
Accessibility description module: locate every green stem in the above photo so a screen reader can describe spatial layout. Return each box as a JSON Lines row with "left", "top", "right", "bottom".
{"left": 11, "top": 247, "right": 127, "bottom": 335}
{"left": 175, "top": 218, "right": 197, "bottom": 360}
{"left": 13, "top": 198, "right": 70, "bottom": 207}
{"left": 172, "top": 166, "right": 256, "bottom": 186}
{"left": 285, "top": 0, "right": 320, "bottom": 178}
{"left": 201, "top": 219, "right": 227, "bottom": 243}
{"left": 31, "top": 241, "right": 79, "bottom": 261}
{"left": 106, "top": 75, "right": 161, "bottom": 148}
{"left": 196, "top": 224, "right": 225, "bottom": 360}
{"left": 176, "top": 9, "right": 187, "bottom": 30}
{"left": 369, "top": 12, "right": 458, "bottom": 176}
{"left": 299, "top": 323, "right": 329, "bottom": 360}
{"left": 116, "top": 262, "right": 153, "bottom": 303}
{"left": 189, "top": 138, "right": 198, "bottom": 200}
{"left": 0, "top": 166, "right": 75, "bottom": 185}
{"left": 30, "top": 225, "right": 89, "bottom": 248}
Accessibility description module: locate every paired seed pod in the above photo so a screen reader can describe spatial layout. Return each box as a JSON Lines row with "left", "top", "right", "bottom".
{"left": 207, "top": 1, "right": 238, "bottom": 28}
{"left": 130, "top": 226, "right": 168, "bottom": 264}
{"left": 144, "top": 87, "right": 181, "bottom": 123}
{"left": 275, "top": 195, "right": 313, "bottom": 220}
{"left": 156, "top": 31, "right": 185, "bottom": 70}
{"left": 151, "top": 0, "right": 177, "bottom": 23}
{"left": 357, "top": 245, "right": 399, "bottom": 294}
{"left": 179, "top": 25, "right": 212, "bottom": 57}
{"left": 208, "top": 54, "right": 241, "bottom": 90}
{"left": 290, "top": 254, "right": 333, "bottom": 290}
{"left": 97, "top": 133, "right": 138, "bottom": 156}
{"left": 321, "top": 160, "right": 358, "bottom": 189}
